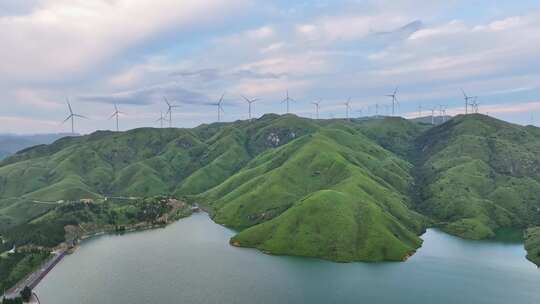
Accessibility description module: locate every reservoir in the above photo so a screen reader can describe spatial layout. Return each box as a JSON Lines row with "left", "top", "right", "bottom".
{"left": 36, "top": 213, "right": 540, "bottom": 304}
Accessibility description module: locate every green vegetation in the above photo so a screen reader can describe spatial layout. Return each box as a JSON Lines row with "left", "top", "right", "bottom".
{"left": 2, "top": 297, "right": 23, "bottom": 304}
{"left": 20, "top": 286, "right": 31, "bottom": 302}
{"left": 525, "top": 227, "right": 540, "bottom": 267}
{"left": 0, "top": 133, "right": 70, "bottom": 161}
{"left": 414, "top": 114, "right": 540, "bottom": 239}
{"left": 201, "top": 127, "right": 426, "bottom": 261}
{"left": 0, "top": 250, "right": 50, "bottom": 293}
{"left": 0, "top": 113, "right": 539, "bottom": 271}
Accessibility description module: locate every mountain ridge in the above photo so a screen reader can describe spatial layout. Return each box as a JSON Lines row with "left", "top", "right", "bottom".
{"left": 1, "top": 113, "right": 539, "bottom": 265}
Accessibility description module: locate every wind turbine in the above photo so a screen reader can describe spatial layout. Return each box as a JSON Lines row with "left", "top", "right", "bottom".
{"left": 312, "top": 99, "right": 322, "bottom": 119}
{"left": 109, "top": 103, "right": 124, "bottom": 132}
{"left": 357, "top": 107, "right": 363, "bottom": 118}
{"left": 242, "top": 95, "right": 258, "bottom": 120}
{"left": 164, "top": 97, "right": 180, "bottom": 128}
{"left": 62, "top": 98, "right": 87, "bottom": 134}
{"left": 439, "top": 105, "right": 447, "bottom": 122}
{"left": 344, "top": 98, "right": 352, "bottom": 120}
{"left": 155, "top": 111, "right": 167, "bottom": 128}
{"left": 213, "top": 93, "right": 226, "bottom": 122}
{"left": 282, "top": 90, "right": 296, "bottom": 114}
{"left": 471, "top": 97, "right": 480, "bottom": 113}
{"left": 386, "top": 87, "right": 399, "bottom": 116}
{"left": 430, "top": 107, "right": 436, "bottom": 125}
{"left": 418, "top": 104, "right": 423, "bottom": 117}
{"left": 461, "top": 89, "right": 477, "bottom": 114}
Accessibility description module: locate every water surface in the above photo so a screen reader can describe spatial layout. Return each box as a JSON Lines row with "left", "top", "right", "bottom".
{"left": 36, "top": 213, "right": 540, "bottom": 304}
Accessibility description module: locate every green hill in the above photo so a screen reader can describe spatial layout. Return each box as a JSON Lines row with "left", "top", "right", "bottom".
{"left": 525, "top": 227, "right": 540, "bottom": 267}
{"left": 1, "top": 113, "right": 539, "bottom": 265}
{"left": 0, "top": 133, "right": 72, "bottom": 160}
{"left": 205, "top": 127, "right": 426, "bottom": 261}
{"left": 414, "top": 114, "right": 540, "bottom": 239}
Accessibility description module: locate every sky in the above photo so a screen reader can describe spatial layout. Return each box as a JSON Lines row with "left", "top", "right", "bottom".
{"left": 1, "top": 0, "right": 540, "bottom": 134}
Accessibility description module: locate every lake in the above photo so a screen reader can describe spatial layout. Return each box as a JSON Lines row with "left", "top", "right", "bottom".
{"left": 36, "top": 213, "right": 540, "bottom": 304}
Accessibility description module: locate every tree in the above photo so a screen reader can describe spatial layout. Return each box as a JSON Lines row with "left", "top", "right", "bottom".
{"left": 20, "top": 286, "right": 31, "bottom": 302}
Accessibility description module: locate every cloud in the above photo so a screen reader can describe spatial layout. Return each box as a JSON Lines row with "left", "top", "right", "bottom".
{"left": 0, "top": 115, "right": 60, "bottom": 134}
{"left": 295, "top": 14, "right": 415, "bottom": 43}
{"left": 169, "top": 68, "right": 286, "bottom": 82}
{"left": 2, "top": 1, "right": 540, "bottom": 133}
{"left": 79, "top": 82, "right": 210, "bottom": 106}
{"left": 0, "top": 0, "right": 248, "bottom": 83}
{"left": 481, "top": 101, "right": 540, "bottom": 115}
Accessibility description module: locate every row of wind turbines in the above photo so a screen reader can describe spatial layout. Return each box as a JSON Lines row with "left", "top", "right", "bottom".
{"left": 62, "top": 88, "right": 481, "bottom": 133}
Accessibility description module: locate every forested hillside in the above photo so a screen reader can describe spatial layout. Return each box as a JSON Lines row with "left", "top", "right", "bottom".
{"left": 1, "top": 114, "right": 539, "bottom": 265}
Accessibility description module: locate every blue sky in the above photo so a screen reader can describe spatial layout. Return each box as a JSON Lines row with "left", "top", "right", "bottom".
{"left": 1, "top": 0, "right": 540, "bottom": 134}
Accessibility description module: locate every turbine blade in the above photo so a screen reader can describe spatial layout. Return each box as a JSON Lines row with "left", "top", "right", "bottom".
{"left": 73, "top": 114, "right": 88, "bottom": 119}
{"left": 163, "top": 96, "right": 171, "bottom": 106}
{"left": 61, "top": 115, "right": 72, "bottom": 124}
{"left": 66, "top": 98, "right": 73, "bottom": 114}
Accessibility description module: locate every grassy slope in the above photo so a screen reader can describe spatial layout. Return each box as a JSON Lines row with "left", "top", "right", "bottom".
{"left": 1, "top": 113, "right": 539, "bottom": 263}
{"left": 0, "top": 115, "right": 319, "bottom": 229}
{"left": 415, "top": 114, "right": 540, "bottom": 239}
{"left": 525, "top": 227, "right": 540, "bottom": 267}
{"left": 199, "top": 126, "right": 426, "bottom": 261}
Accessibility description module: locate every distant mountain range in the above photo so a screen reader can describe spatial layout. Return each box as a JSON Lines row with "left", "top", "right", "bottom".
{"left": 0, "top": 114, "right": 539, "bottom": 265}
{"left": 0, "top": 133, "right": 76, "bottom": 160}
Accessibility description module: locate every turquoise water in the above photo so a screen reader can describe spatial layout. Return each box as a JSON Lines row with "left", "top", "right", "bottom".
{"left": 36, "top": 213, "right": 540, "bottom": 303}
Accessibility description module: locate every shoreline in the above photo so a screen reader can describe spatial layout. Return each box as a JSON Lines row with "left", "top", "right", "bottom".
{"left": 1, "top": 204, "right": 198, "bottom": 301}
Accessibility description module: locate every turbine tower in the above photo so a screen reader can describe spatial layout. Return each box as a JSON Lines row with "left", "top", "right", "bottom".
{"left": 344, "top": 98, "right": 352, "bottom": 120}
{"left": 312, "top": 99, "right": 321, "bottom": 119}
{"left": 386, "top": 87, "right": 399, "bottom": 116}
{"left": 109, "top": 102, "right": 124, "bottom": 132}
{"left": 439, "top": 105, "right": 447, "bottom": 122}
{"left": 471, "top": 97, "right": 480, "bottom": 113}
{"left": 430, "top": 107, "right": 436, "bottom": 125}
{"left": 164, "top": 97, "right": 179, "bottom": 128}
{"left": 242, "top": 95, "right": 258, "bottom": 120}
{"left": 214, "top": 93, "right": 225, "bottom": 122}
{"left": 461, "top": 89, "right": 477, "bottom": 114}
{"left": 155, "top": 111, "right": 167, "bottom": 128}
{"left": 418, "top": 104, "right": 423, "bottom": 117}
{"left": 62, "top": 98, "right": 87, "bottom": 134}
{"left": 282, "top": 90, "right": 296, "bottom": 114}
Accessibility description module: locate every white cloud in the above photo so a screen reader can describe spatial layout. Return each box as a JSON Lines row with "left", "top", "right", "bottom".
{"left": 474, "top": 16, "right": 526, "bottom": 32}
{"left": 0, "top": 0, "right": 248, "bottom": 82}
{"left": 409, "top": 20, "right": 466, "bottom": 40}
{"left": 246, "top": 25, "right": 275, "bottom": 39}
{"left": 0, "top": 115, "right": 60, "bottom": 134}
{"left": 296, "top": 13, "right": 407, "bottom": 43}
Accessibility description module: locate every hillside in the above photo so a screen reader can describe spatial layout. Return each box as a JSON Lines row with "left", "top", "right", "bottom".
{"left": 0, "top": 133, "right": 72, "bottom": 160}
{"left": 414, "top": 114, "right": 540, "bottom": 239}
{"left": 525, "top": 227, "right": 540, "bottom": 267}
{"left": 0, "top": 114, "right": 539, "bottom": 265}
{"left": 199, "top": 127, "right": 425, "bottom": 261}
